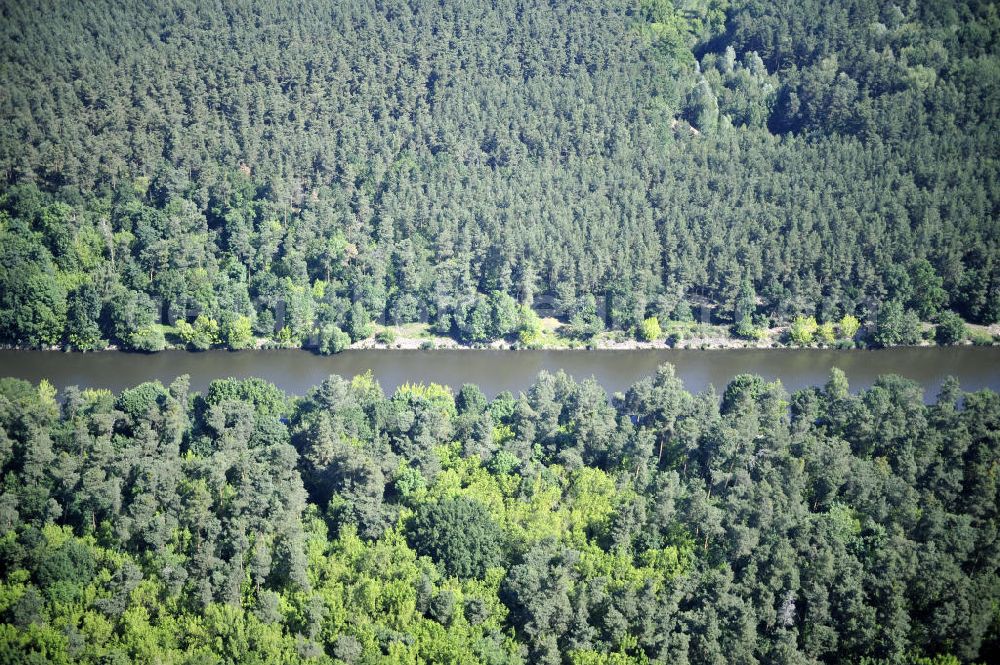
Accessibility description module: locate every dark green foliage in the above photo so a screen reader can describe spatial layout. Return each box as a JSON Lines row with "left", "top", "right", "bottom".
{"left": 456, "top": 384, "right": 488, "bottom": 415}
{"left": 456, "top": 295, "right": 493, "bottom": 344}
{"left": 65, "top": 283, "right": 103, "bottom": 350}
{"left": 34, "top": 539, "right": 95, "bottom": 586}
{"left": 873, "top": 300, "right": 922, "bottom": 347}
{"left": 0, "top": 0, "right": 994, "bottom": 354}
{"left": 489, "top": 292, "right": 521, "bottom": 341}
{"left": 564, "top": 295, "right": 606, "bottom": 340}
{"left": 204, "top": 377, "right": 288, "bottom": 418}
{"left": 0, "top": 220, "right": 67, "bottom": 347}
{"left": 104, "top": 287, "right": 157, "bottom": 349}
{"left": 909, "top": 259, "right": 948, "bottom": 320}
{"left": 406, "top": 497, "right": 504, "bottom": 579}
{"left": 345, "top": 303, "right": 374, "bottom": 343}
{"left": 114, "top": 381, "right": 167, "bottom": 423}
{"left": 500, "top": 538, "right": 575, "bottom": 662}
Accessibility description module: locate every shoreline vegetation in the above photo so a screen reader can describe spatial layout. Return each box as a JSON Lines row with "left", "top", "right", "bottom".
{"left": 7, "top": 316, "right": 999, "bottom": 354}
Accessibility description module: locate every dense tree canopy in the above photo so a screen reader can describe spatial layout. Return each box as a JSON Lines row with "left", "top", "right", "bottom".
{"left": 0, "top": 366, "right": 998, "bottom": 662}
{"left": 0, "top": 0, "right": 997, "bottom": 350}
{"left": 2, "top": 0, "right": 998, "bottom": 660}
{"left": 406, "top": 496, "right": 505, "bottom": 579}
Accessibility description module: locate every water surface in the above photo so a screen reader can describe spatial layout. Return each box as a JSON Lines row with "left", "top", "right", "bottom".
{"left": 1, "top": 347, "right": 998, "bottom": 399}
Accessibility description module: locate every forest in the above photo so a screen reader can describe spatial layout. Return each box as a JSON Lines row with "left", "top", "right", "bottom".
{"left": 3, "top": 1, "right": 999, "bottom": 662}
{"left": 0, "top": 366, "right": 997, "bottom": 663}
{"left": 1, "top": 0, "right": 999, "bottom": 350}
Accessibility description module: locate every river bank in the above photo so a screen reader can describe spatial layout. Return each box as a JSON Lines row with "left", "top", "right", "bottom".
{"left": 334, "top": 318, "right": 1000, "bottom": 352}
{"left": 5, "top": 318, "right": 998, "bottom": 354}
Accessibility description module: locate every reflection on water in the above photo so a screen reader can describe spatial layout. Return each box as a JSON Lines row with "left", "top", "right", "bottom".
{"left": 1, "top": 347, "right": 998, "bottom": 400}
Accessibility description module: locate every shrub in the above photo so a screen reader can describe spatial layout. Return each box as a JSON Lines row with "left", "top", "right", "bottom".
{"left": 517, "top": 305, "right": 542, "bottom": 345}
{"left": 839, "top": 314, "right": 861, "bottom": 340}
{"left": 116, "top": 381, "right": 167, "bottom": 422}
{"left": 175, "top": 320, "right": 194, "bottom": 343}
{"left": 487, "top": 450, "right": 520, "bottom": 475}
{"left": 872, "top": 301, "right": 921, "bottom": 347}
{"left": 789, "top": 316, "right": 818, "bottom": 345}
{"left": 178, "top": 314, "right": 220, "bottom": 351}
{"left": 638, "top": 316, "right": 662, "bottom": 342}
{"left": 935, "top": 311, "right": 967, "bottom": 345}
{"left": 375, "top": 329, "right": 396, "bottom": 345}
{"left": 318, "top": 325, "right": 351, "bottom": 355}
{"left": 733, "top": 315, "right": 757, "bottom": 340}
{"left": 969, "top": 330, "right": 993, "bottom": 346}
{"left": 817, "top": 322, "right": 836, "bottom": 344}
{"left": 223, "top": 315, "right": 254, "bottom": 350}
{"left": 130, "top": 325, "right": 165, "bottom": 352}
{"left": 392, "top": 464, "right": 426, "bottom": 499}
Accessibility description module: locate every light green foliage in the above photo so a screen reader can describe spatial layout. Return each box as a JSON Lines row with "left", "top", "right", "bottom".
{"left": 174, "top": 319, "right": 194, "bottom": 343}
{"left": 969, "top": 329, "right": 994, "bottom": 346}
{"left": 638, "top": 0, "right": 700, "bottom": 67}
{"left": 517, "top": 305, "right": 542, "bottom": 345}
{"left": 393, "top": 464, "right": 427, "bottom": 498}
{"left": 192, "top": 314, "right": 220, "bottom": 349}
{"left": 177, "top": 314, "right": 220, "bottom": 351}
{"left": 394, "top": 382, "right": 457, "bottom": 423}
{"left": 130, "top": 325, "right": 166, "bottom": 352}
{"left": 318, "top": 324, "right": 351, "bottom": 354}
{"left": 839, "top": 314, "right": 861, "bottom": 340}
{"left": 789, "top": 315, "right": 818, "bottom": 344}
{"left": 733, "top": 315, "right": 764, "bottom": 340}
{"left": 223, "top": 315, "right": 254, "bottom": 350}
{"left": 638, "top": 316, "right": 662, "bottom": 342}
{"left": 816, "top": 321, "right": 836, "bottom": 344}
